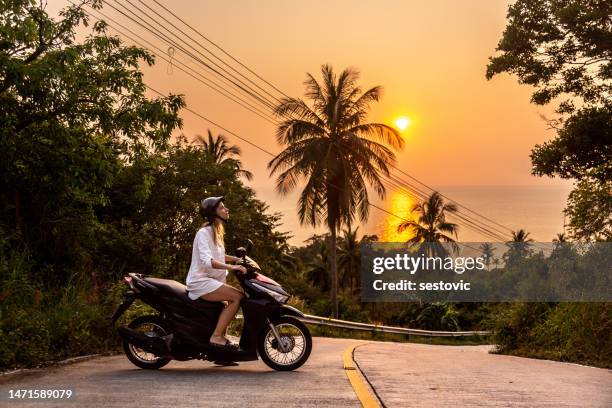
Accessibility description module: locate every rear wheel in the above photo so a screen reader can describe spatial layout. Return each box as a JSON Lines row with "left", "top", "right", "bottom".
{"left": 123, "top": 315, "right": 171, "bottom": 370}
{"left": 257, "top": 315, "right": 312, "bottom": 371}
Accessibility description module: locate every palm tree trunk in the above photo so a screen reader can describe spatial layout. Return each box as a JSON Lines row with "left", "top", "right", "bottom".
{"left": 329, "top": 227, "right": 338, "bottom": 318}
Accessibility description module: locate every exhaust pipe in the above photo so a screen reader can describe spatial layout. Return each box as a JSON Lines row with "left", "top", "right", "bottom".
{"left": 118, "top": 326, "right": 172, "bottom": 356}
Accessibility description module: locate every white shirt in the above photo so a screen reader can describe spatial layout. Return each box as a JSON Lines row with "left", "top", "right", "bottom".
{"left": 185, "top": 226, "right": 228, "bottom": 299}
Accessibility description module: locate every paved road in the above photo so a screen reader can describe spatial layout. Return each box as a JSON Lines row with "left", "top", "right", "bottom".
{"left": 2, "top": 338, "right": 610, "bottom": 407}
{"left": 354, "top": 342, "right": 612, "bottom": 407}
{"left": 0, "top": 337, "right": 360, "bottom": 408}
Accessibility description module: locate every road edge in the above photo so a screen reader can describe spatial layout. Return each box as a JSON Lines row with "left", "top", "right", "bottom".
{"left": 0, "top": 352, "right": 120, "bottom": 383}
{"left": 342, "top": 343, "right": 383, "bottom": 408}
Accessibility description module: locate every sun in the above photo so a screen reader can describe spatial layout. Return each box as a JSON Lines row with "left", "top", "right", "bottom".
{"left": 395, "top": 117, "right": 411, "bottom": 131}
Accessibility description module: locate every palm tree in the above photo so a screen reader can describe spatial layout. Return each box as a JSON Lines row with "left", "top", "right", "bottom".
{"left": 504, "top": 228, "right": 533, "bottom": 264}
{"left": 479, "top": 242, "right": 494, "bottom": 270}
{"left": 306, "top": 241, "right": 329, "bottom": 292}
{"left": 196, "top": 130, "right": 253, "bottom": 180}
{"left": 509, "top": 229, "right": 533, "bottom": 248}
{"left": 338, "top": 227, "right": 360, "bottom": 295}
{"left": 397, "top": 192, "right": 459, "bottom": 257}
{"left": 268, "top": 65, "right": 403, "bottom": 317}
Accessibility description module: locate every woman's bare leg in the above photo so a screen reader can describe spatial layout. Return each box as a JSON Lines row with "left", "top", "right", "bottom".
{"left": 201, "top": 284, "right": 244, "bottom": 345}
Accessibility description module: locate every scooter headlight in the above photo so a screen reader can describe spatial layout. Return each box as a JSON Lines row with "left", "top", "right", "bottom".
{"left": 251, "top": 282, "right": 289, "bottom": 304}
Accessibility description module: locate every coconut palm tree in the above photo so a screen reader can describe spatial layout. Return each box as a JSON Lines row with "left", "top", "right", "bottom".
{"left": 338, "top": 227, "right": 360, "bottom": 295}
{"left": 553, "top": 232, "right": 567, "bottom": 243}
{"left": 508, "top": 229, "right": 533, "bottom": 248}
{"left": 196, "top": 130, "right": 253, "bottom": 180}
{"left": 268, "top": 65, "right": 403, "bottom": 317}
{"left": 397, "top": 192, "right": 459, "bottom": 257}
{"left": 306, "top": 241, "right": 329, "bottom": 292}
{"left": 479, "top": 242, "right": 494, "bottom": 270}
{"left": 504, "top": 228, "right": 534, "bottom": 264}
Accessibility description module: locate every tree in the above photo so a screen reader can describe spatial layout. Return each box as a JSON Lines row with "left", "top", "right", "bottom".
{"left": 397, "top": 192, "right": 459, "bottom": 257}
{"left": 306, "top": 240, "right": 329, "bottom": 292}
{"left": 194, "top": 130, "right": 253, "bottom": 180}
{"left": 99, "top": 135, "right": 286, "bottom": 282}
{"left": 0, "top": 0, "right": 184, "bottom": 283}
{"left": 486, "top": 0, "right": 611, "bottom": 111}
{"left": 553, "top": 233, "right": 567, "bottom": 243}
{"left": 504, "top": 229, "right": 534, "bottom": 265}
{"left": 268, "top": 65, "right": 403, "bottom": 317}
{"left": 338, "top": 227, "right": 360, "bottom": 295}
{"left": 486, "top": 0, "right": 612, "bottom": 240}
{"left": 479, "top": 242, "right": 494, "bottom": 271}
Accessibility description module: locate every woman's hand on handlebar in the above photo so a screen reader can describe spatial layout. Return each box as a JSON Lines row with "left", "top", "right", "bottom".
{"left": 231, "top": 264, "right": 247, "bottom": 274}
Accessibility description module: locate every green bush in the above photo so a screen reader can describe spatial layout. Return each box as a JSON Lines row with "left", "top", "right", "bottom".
{"left": 489, "top": 302, "right": 612, "bottom": 368}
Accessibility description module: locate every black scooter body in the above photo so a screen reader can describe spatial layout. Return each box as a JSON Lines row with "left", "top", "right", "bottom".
{"left": 112, "top": 267, "right": 303, "bottom": 363}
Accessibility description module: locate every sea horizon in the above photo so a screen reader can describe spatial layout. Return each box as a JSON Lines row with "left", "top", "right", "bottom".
{"left": 254, "top": 183, "right": 574, "bottom": 246}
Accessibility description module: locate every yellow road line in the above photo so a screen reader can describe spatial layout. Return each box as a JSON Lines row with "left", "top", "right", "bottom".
{"left": 342, "top": 343, "right": 381, "bottom": 408}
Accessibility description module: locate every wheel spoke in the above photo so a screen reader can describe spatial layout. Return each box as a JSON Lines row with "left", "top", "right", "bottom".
{"left": 263, "top": 322, "right": 307, "bottom": 366}
{"left": 128, "top": 322, "right": 167, "bottom": 364}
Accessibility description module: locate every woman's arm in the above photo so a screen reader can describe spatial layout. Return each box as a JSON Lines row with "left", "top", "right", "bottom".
{"left": 197, "top": 230, "right": 245, "bottom": 273}
{"left": 211, "top": 259, "right": 246, "bottom": 273}
{"left": 225, "top": 255, "right": 241, "bottom": 263}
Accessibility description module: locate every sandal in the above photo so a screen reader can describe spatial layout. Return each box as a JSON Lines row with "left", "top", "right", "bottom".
{"left": 208, "top": 339, "right": 239, "bottom": 351}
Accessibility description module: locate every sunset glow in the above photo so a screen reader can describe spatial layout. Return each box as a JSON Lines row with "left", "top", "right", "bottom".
{"left": 379, "top": 190, "right": 416, "bottom": 242}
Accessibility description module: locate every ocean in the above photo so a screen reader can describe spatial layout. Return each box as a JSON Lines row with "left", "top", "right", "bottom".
{"left": 253, "top": 184, "right": 573, "bottom": 246}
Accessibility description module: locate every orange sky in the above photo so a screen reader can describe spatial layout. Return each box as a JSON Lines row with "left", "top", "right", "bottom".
{"left": 49, "top": 1, "right": 573, "bottom": 243}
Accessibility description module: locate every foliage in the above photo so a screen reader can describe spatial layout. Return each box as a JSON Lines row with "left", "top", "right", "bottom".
{"left": 98, "top": 135, "right": 284, "bottom": 283}
{"left": 487, "top": 0, "right": 611, "bottom": 240}
{"left": 489, "top": 302, "right": 612, "bottom": 368}
{"left": 194, "top": 129, "right": 253, "bottom": 181}
{"left": 0, "top": 1, "right": 289, "bottom": 369}
{"left": 0, "top": 0, "right": 184, "bottom": 286}
{"left": 486, "top": 0, "right": 611, "bottom": 111}
{"left": 397, "top": 192, "right": 459, "bottom": 257}
{"left": 564, "top": 174, "right": 612, "bottom": 241}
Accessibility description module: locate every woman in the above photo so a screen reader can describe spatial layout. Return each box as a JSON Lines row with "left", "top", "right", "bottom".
{"left": 186, "top": 196, "right": 246, "bottom": 349}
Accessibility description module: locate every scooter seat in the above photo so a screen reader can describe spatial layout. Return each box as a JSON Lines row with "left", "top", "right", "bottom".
{"left": 144, "top": 277, "right": 224, "bottom": 312}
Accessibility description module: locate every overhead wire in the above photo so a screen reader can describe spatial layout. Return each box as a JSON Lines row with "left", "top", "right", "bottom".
{"left": 89, "top": 0, "right": 551, "bottom": 248}
{"left": 82, "top": 5, "right": 278, "bottom": 125}
{"left": 134, "top": 0, "right": 285, "bottom": 105}
{"left": 103, "top": 0, "right": 279, "bottom": 112}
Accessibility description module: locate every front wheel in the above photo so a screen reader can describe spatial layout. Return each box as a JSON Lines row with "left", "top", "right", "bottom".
{"left": 258, "top": 315, "right": 312, "bottom": 371}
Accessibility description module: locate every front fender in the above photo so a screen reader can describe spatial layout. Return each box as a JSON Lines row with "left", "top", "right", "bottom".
{"left": 272, "top": 304, "right": 304, "bottom": 319}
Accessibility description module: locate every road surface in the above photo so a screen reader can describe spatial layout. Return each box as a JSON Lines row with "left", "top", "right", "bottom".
{"left": 354, "top": 342, "right": 611, "bottom": 407}
{"left": 1, "top": 337, "right": 610, "bottom": 407}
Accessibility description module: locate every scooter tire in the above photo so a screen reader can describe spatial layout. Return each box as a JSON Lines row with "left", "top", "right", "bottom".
{"left": 258, "top": 315, "right": 312, "bottom": 371}
{"left": 123, "top": 315, "right": 172, "bottom": 370}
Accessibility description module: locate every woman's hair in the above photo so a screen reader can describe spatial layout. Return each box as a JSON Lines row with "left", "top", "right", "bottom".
{"left": 203, "top": 218, "right": 225, "bottom": 246}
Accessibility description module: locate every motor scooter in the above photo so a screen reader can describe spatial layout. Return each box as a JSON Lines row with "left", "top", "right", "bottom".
{"left": 111, "top": 242, "right": 312, "bottom": 371}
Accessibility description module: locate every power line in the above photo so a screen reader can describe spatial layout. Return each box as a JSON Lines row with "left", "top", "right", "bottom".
{"left": 144, "top": 85, "right": 479, "bottom": 246}
{"left": 378, "top": 173, "right": 511, "bottom": 242}
{"left": 103, "top": 0, "right": 279, "bottom": 112}
{"left": 99, "top": 1, "right": 547, "bottom": 246}
{"left": 83, "top": 5, "right": 278, "bottom": 125}
{"left": 146, "top": 85, "right": 279, "bottom": 156}
{"left": 127, "top": 1, "right": 521, "bottom": 238}
{"left": 150, "top": 0, "right": 290, "bottom": 99}
{"left": 135, "top": 0, "right": 284, "bottom": 105}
